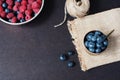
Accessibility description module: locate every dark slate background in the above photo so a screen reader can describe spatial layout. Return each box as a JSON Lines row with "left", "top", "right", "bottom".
{"left": 0, "top": 0, "right": 120, "bottom": 80}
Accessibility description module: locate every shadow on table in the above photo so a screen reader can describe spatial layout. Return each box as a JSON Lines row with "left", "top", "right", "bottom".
{"left": 89, "top": 0, "right": 120, "bottom": 14}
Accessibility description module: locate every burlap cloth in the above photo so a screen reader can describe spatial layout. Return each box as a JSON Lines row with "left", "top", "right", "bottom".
{"left": 67, "top": 8, "right": 120, "bottom": 71}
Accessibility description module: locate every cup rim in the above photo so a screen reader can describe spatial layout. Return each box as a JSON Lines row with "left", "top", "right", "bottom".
{"left": 0, "top": 0, "right": 44, "bottom": 25}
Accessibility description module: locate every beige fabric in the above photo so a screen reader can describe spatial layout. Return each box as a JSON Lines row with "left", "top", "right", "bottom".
{"left": 67, "top": 8, "right": 120, "bottom": 71}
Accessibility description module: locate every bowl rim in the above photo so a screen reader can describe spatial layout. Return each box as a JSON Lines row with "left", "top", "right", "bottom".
{"left": 0, "top": 0, "right": 44, "bottom": 25}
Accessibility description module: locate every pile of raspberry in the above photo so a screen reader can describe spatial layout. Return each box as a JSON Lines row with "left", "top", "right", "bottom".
{"left": 0, "top": 0, "right": 42, "bottom": 23}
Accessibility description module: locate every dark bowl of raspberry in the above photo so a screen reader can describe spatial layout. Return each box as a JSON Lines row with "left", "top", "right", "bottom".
{"left": 0, "top": 0, "right": 44, "bottom": 25}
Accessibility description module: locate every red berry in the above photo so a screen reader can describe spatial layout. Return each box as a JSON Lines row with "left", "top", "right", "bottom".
{"left": 0, "top": 11, "right": 6, "bottom": 18}
{"left": 33, "top": 8, "right": 39, "bottom": 13}
{"left": 37, "top": 0, "right": 42, "bottom": 4}
{"left": 7, "top": 13, "right": 14, "bottom": 19}
{"left": 32, "top": 2, "right": 40, "bottom": 9}
{"left": 0, "top": 1, "right": 2, "bottom": 6}
{"left": 15, "top": 2, "right": 21, "bottom": 6}
{"left": 8, "top": 5, "right": 13, "bottom": 10}
{"left": 28, "top": 0, "right": 35, "bottom": 4}
{"left": 25, "top": 9, "right": 32, "bottom": 16}
{"left": 25, "top": 15, "right": 32, "bottom": 21}
{"left": 17, "top": 13, "right": 24, "bottom": 20}
{"left": 0, "top": 6, "right": 3, "bottom": 13}
{"left": 6, "top": 0, "right": 13, "bottom": 6}
{"left": 11, "top": 17, "right": 17, "bottom": 23}
{"left": 27, "top": 4, "right": 32, "bottom": 10}
{"left": 13, "top": 5, "right": 18, "bottom": 11}
{"left": 21, "top": 0, "right": 27, "bottom": 5}
{"left": 19, "top": 5, "right": 27, "bottom": 13}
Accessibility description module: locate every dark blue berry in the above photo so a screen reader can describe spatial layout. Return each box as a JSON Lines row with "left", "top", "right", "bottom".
{"left": 5, "top": 9, "right": 10, "bottom": 13}
{"left": 96, "top": 48, "right": 102, "bottom": 53}
{"left": 97, "top": 37, "right": 103, "bottom": 43}
{"left": 2, "top": 3, "right": 8, "bottom": 8}
{"left": 88, "top": 47, "right": 95, "bottom": 53}
{"left": 67, "top": 61, "right": 75, "bottom": 68}
{"left": 96, "top": 43, "right": 103, "bottom": 48}
{"left": 59, "top": 54, "right": 67, "bottom": 61}
{"left": 95, "top": 31, "right": 101, "bottom": 36}
{"left": 88, "top": 42, "right": 95, "bottom": 48}
{"left": 103, "top": 40, "right": 108, "bottom": 46}
{"left": 8, "top": 19, "right": 11, "bottom": 22}
{"left": 91, "top": 36, "right": 97, "bottom": 42}
{"left": 101, "top": 46, "right": 106, "bottom": 50}
{"left": 67, "top": 51, "right": 75, "bottom": 56}
{"left": 16, "top": 0, "right": 22, "bottom": 2}
{"left": 85, "top": 41, "right": 89, "bottom": 48}
{"left": 20, "top": 19, "right": 25, "bottom": 23}
{"left": 86, "top": 33, "right": 94, "bottom": 41}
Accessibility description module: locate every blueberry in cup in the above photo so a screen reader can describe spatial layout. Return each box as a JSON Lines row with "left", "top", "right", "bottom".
{"left": 84, "top": 30, "right": 114, "bottom": 55}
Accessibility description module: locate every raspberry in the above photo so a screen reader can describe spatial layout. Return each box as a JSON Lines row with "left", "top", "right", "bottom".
{"left": 25, "top": 9, "right": 32, "bottom": 16}
{"left": 0, "top": 1, "right": 2, "bottom": 6}
{"left": 17, "top": 13, "right": 24, "bottom": 20}
{"left": 27, "top": 4, "right": 32, "bottom": 10}
{"left": 28, "top": 0, "right": 35, "bottom": 4}
{"left": 0, "top": 11, "right": 6, "bottom": 18}
{"left": 37, "top": 0, "right": 42, "bottom": 4}
{"left": 21, "top": 0, "right": 27, "bottom": 5}
{"left": 6, "top": 0, "right": 13, "bottom": 6}
{"left": 15, "top": 2, "right": 21, "bottom": 6}
{"left": 19, "top": 5, "right": 27, "bottom": 13}
{"left": 25, "top": 15, "right": 32, "bottom": 21}
{"left": 7, "top": 13, "right": 14, "bottom": 19}
{"left": 0, "top": 6, "right": 3, "bottom": 13}
{"left": 13, "top": 5, "right": 19, "bottom": 11}
{"left": 11, "top": 17, "right": 17, "bottom": 23}
{"left": 32, "top": 2, "right": 40, "bottom": 9}
{"left": 33, "top": 8, "right": 39, "bottom": 13}
{"left": 8, "top": 5, "right": 13, "bottom": 10}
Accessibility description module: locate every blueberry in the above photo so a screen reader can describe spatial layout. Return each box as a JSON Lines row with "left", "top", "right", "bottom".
{"left": 67, "top": 61, "right": 75, "bottom": 68}
{"left": 103, "top": 40, "right": 108, "bottom": 46}
{"left": 2, "top": 3, "right": 8, "bottom": 8}
{"left": 95, "top": 31, "right": 101, "bottom": 36}
{"left": 96, "top": 43, "right": 103, "bottom": 48}
{"left": 16, "top": 0, "right": 22, "bottom": 2}
{"left": 14, "top": 11, "right": 19, "bottom": 16}
{"left": 59, "top": 54, "right": 67, "bottom": 61}
{"left": 15, "top": 11, "right": 19, "bottom": 14}
{"left": 88, "top": 42, "right": 95, "bottom": 48}
{"left": 96, "top": 48, "right": 102, "bottom": 53}
{"left": 67, "top": 51, "right": 75, "bottom": 56}
{"left": 86, "top": 33, "right": 94, "bottom": 41}
{"left": 20, "top": 19, "right": 25, "bottom": 23}
{"left": 85, "top": 41, "right": 89, "bottom": 48}
{"left": 8, "top": 19, "right": 11, "bottom": 22}
{"left": 5, "top": 9, "right": 10, "bottom": 13}
{"left": 102, "top": 35, "right": 106, "bottom": 39}
{"left": 101, "top": 46, "right": 106, "bottom": 50}
{"left": 88, "top": 47, "right": 95, "bottom": 53}
{"left": 91, "top": 36, "right": 97, "bottom": 42}
{"left": 97, "top": 36, "right": 103, "bottom": 43}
